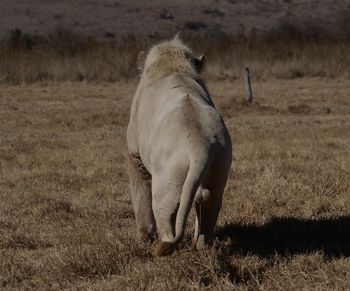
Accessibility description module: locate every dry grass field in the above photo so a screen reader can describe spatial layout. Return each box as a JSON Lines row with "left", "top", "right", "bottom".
{"left": 1, "top": 76, "right": 350, "bottom": 289}
{"left": 1, "top": 31, "right": 350, "bottom": 83}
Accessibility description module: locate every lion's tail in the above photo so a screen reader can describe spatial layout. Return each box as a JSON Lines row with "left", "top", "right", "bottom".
{"left": 155, "top": 151, "right": 209, "bottom": 256}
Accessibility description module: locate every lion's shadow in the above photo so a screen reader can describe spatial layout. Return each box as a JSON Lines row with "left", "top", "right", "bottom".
{"left": 216, "top": 215, "right": 350, "bottom": 258}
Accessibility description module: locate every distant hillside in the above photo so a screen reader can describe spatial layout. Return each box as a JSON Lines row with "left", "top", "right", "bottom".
{"left": 0, "top": 0, "right": 349, "bottom": 39}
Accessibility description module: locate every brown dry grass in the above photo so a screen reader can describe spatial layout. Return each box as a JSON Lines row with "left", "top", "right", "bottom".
{"left": 1, "top": 29, "right": 350, "bottom": 83}
{"left": 1, "top": 77, "right": 350, "bottom": 289}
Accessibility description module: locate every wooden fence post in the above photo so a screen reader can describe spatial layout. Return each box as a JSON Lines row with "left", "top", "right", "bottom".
{"left": 244, "top": 66, "right": 254, "bottom": 104}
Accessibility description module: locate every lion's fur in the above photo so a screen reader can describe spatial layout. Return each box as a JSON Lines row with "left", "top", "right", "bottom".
{"left": 141, "top": 38, "right": 200, "bottom": 82}
{"left": 127, "top": 35, "right": 232, "bottom": 256}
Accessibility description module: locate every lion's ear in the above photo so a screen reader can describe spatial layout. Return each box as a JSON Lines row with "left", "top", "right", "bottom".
{"left": 137, "top": 51, "right": 146, "bottom": 72}
{"left": 194, "top": 55, "right": 205, "bottom": 72}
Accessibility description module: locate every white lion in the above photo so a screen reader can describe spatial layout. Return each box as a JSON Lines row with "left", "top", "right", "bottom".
{"left": 127, "top": 34, "right": 232, "bottom": 256}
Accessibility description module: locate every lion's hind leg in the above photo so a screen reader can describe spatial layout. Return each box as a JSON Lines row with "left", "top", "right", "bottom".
{"left": 194, "top": 176, "right": 227, "bottom": 250}
{"left": 151, "top": 168, "right": 187, "bottom": 256}
{"left": 128, "top": 154, "right": 156, "bottom": 242}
